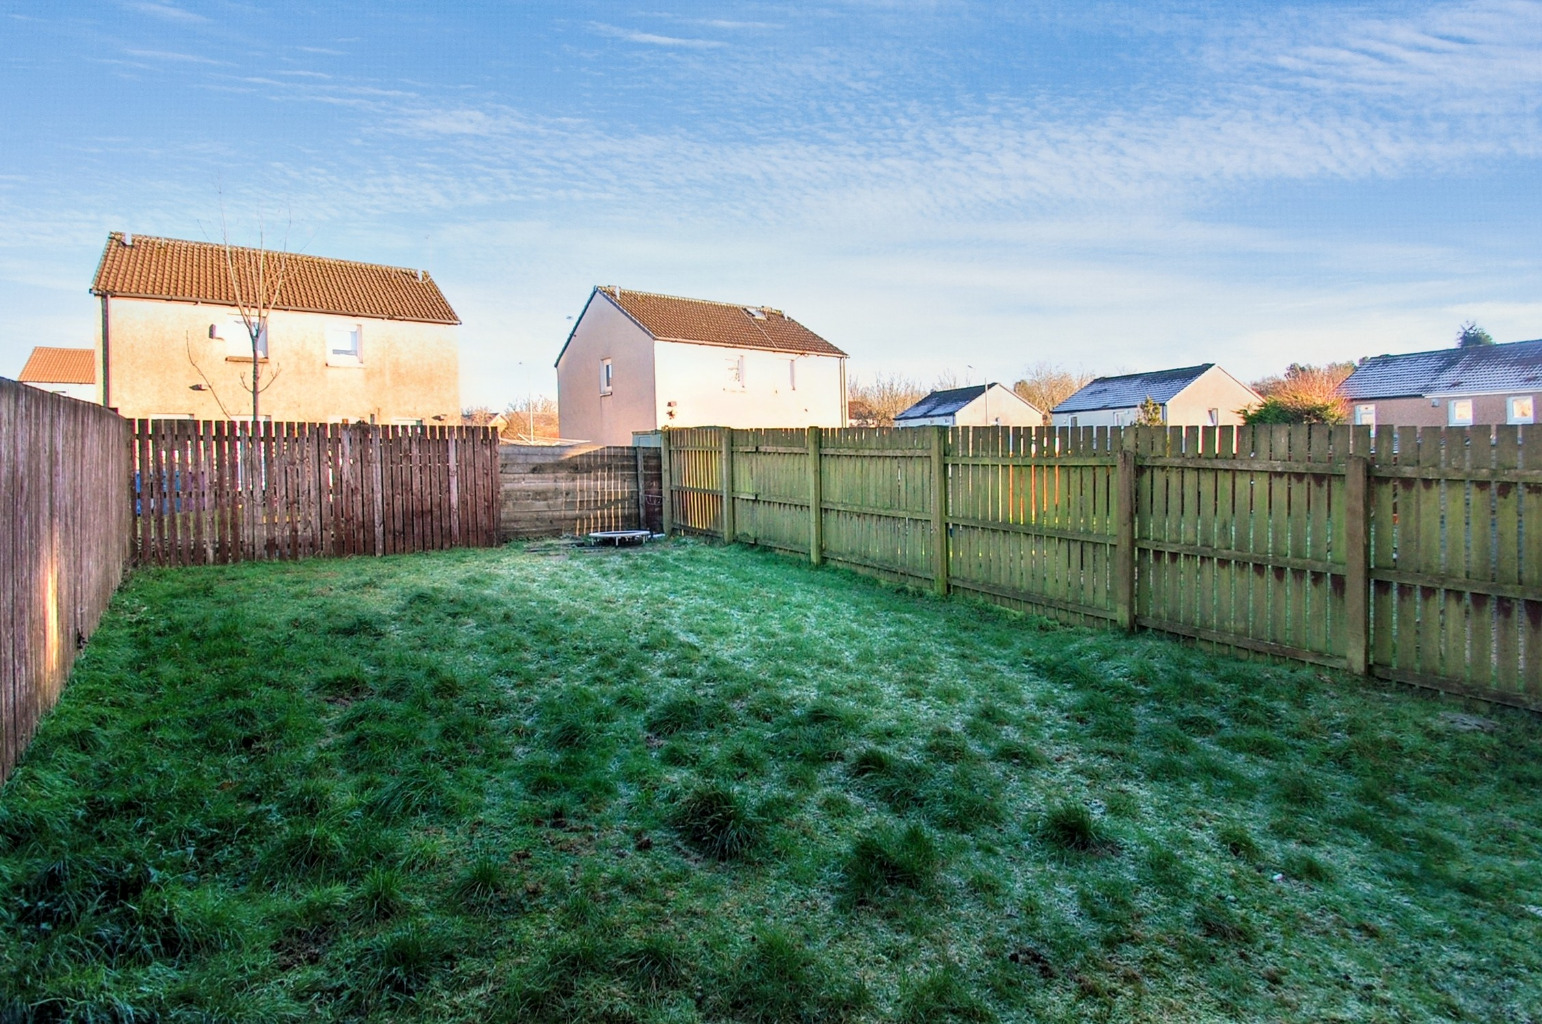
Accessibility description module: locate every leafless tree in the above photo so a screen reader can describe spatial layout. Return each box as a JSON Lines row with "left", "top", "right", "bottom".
{"left": 846, "top": 373, "right": 931, "bottom": 426}
{"left": 1012, "top": 362, "right": 1096, "bottom": 425}
{"left": 220, "top": 215, "right": 290, "bottom": 423}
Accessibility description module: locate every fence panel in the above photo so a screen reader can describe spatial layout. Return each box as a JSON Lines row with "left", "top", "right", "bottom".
{"left": 131, "top": 420, "right": 500, "bottom": 565}
{"left": 1, "top": 380, "right": 132, "bottom": 784}
{"left": 664, "top": 423, "right": 1538, "bottom": 711}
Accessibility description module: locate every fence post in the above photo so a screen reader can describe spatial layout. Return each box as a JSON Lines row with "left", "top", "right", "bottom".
{"left": 635, "top": 445, "right": 648, "bottom": 532}
{"left": 931, "top": 425, "right": 948, "bottom": 596}
{"left": 807, "top": 425, "right": 823, "bottom": 565}
{"left": 1344, "top": 454, "right": 1370, "bottom": 675}
{"left": 659, "top": 430, "right": 674, "bottom": 537}
{"left": 1115, "top": 444, "right": 1137, "bottom": 631}
{"left": 720, "top": 428, "right": 735, "bottom": 543}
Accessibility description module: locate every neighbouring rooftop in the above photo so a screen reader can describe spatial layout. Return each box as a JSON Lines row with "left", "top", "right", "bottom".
{"left": 90, "top": 232, "right": 460, "bottom": 325}
{"left": 1340, "top": 338, "right": 1542, "bottom": 399}
{"left": 597, "top": 286, "right": 847, "bottom": 358}
{"left": 17, "top": 346, "right": 95, "bottom": 384}
{"left": 1053, "top": 363, "right": 1216, "bottom": 413}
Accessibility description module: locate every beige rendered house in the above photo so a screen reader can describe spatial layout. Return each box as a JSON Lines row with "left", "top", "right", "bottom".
{"left": 894, "top": 383, "right": 1043, "bottom": 428}
{"left": 1052, "top": 363, "right": 1258, "bottom": 428}
{"left": 555, "top": 287, "right": 848, "bottom": 445}
{"left": 1338, "top": 337, "right": 1541, "bottom": 428}
{"left": 89, "top": 232, "right": 460, "bottom": 423}
{"left": 16, "top": 346, "right": 97, "bottom": 402}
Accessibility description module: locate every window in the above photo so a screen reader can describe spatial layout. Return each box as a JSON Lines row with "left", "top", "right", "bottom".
{"left": 1207, "top": 408, "right": 1220, "bottom": 427}
{"left": 1354, "top": 404, "right": 1376, "bottom": 427}
{"left": 788, "top": 359, "right": 797, "bottom": 391}
{"left": 390, "top": 418, "right": 424, "bottom": 427}
{"left": 600, "top": 358, "right": 613, "bottom": 395}
{"left": 727, "top": 355, "right": 745, "bottom": 390}
{"left": 1448, "top": 399, "right": 1474, "bottom": 426}
{"left": 1508, "top": 396, "right": 1535, "bottom": 425}
{"left": 222, "top": 317, "right": 267, "bottom": 359}
{"left": 326, "top": 324, "right": 362, "bottom": 366}
{"left": 744, "top": 307, "right": 766, "bottom": 320}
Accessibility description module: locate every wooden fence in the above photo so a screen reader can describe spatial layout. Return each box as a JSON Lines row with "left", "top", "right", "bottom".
{"left": 132, "top": 420, "right": 501, "bottom": 565}
{"left": 662, "top": 424, "right": 1541, "bottom": 710}
{"left": 499, "top": 444, "right": 663, "bottom": 541}
{"left": 2, "top": 380, "right": 132, "bottom": 784}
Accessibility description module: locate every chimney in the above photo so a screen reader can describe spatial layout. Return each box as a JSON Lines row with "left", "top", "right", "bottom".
{"left": 416, "top": 268, "right": 423, "bottom": 282}
{"left": 122, "top": 232, "right": 133, "bottom": 247}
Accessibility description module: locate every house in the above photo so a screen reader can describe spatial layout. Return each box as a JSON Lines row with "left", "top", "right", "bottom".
{"left": 16, "top": 346, "right": 97, "bottom": 402}
{"left": 89, "top": 232, "right": 460, "bottom": 423}
{"left": 894, "top": 383, "right": 1043, "bottom": 428}
{"left": 1337, "top": 338, "right": 1541, "bottom": 428}
{"left": 555, "top": 286, "right": 848, "bottom": 445}
{"left": 1052, "top": 363, "right": 1258, "bottom": 428}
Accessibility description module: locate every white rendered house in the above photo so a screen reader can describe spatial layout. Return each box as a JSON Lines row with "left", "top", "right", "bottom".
{"left": 555, "top": 287, "right": 848, "bottom": 445}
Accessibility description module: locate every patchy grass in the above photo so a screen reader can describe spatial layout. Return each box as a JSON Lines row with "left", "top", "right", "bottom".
{"left": 2, "top": 539, "right": 1541, "bottom": 1022}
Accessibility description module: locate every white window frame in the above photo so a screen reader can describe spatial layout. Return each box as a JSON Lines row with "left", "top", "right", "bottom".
{"left": 1448, "top": 398, "right": 1474, "bottom": 427}
{"left": 727, "top": 355, "right": 746, "bottom": 391}
{"left": 600, "top": 358, "right": 613, "bottom": 396}
{"left": 326, "top": 323, "right": 362, "bottom": 367}
{"left": 1354, "top": 404, "right": 1376, "bottom": 427}
{"left": 1507, "top": 396, "right": 1534, "bottom": 425}
{"left": 1207, "top": 408, "right": 1220, "bottom": 427}
{"left": 788, "top": 359, "right": 797, "bottom": 391}
{"left": 222, "top": 317, "right": 268, "bottom": 360}
{"left": 390, "top": 417, "right": 424, "bottom": 427}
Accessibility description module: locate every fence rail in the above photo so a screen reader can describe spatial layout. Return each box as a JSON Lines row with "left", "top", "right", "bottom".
{"left": 2, "top": 380, "right": 132, "bottom": 784}
{"left": 663, "top": 423, "right": 1541, "bottom": 710}
{"left": 132, "top": 419, "right": 501, "bottom": 565}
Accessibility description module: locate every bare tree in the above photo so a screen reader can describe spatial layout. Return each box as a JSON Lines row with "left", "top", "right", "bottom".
{"left": 220, "top": 217, "right": 290, "bottom": 422}
{"left": 1012, "top": 362, "right": 1095, "bottom": 425}
{"left": 847, "top": 373, "right": 931, "bottom": 426}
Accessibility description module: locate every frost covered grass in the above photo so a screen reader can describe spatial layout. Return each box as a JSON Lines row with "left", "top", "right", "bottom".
{"left": 2, "top": 539, "right": 1541, "bottom": 1022}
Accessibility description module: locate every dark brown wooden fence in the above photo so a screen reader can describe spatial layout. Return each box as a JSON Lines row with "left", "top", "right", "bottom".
{"left": 2, "top": 379, "right": 132, "bottom": 784}
{"left": 499, "top": 443, "right": 663, "bottom": 541}
{"left": 132, "top": 420, "right": 501, "bottom": 565}
{"left": 663, "top": 424, "right": 1542, "bottom": 711}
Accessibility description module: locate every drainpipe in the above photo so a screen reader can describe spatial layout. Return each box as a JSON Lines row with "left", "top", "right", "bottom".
{"left": 99, "top": 294, "right": 111, "bottom": 408}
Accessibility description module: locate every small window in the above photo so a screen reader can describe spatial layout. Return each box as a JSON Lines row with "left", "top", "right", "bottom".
{"left": 224, "top": 317, "right": 267, "bottom": 359}
{"left": 326, "top": 324, "right": 362, "bottom": 366}
{"left": 1448, "top": 399, "right": 1474, "bottom": 426}
{"left": 600, "top": 358, "right": 613, "bottom": 395}
{"left": 1354, "top": 403, "right": 1376, "bottom": 427}
{"left": 1069, "top": 416, "right": 1079, "bottom": 428}
{"left": 788, "top": 359, "right": 797, "bottom": 391}
{"left": 727, "top": 355, "right": 745, "bottom": 390}
{"left": 744, "top": 307, "right": 766, "bottom": 320}
{"left": 1207, "top": 408, "right": 1219, "bottom": 427}
{"left": 1508, "top": 396, "right": 1535, "bottom": 425}
{"left": 390, "top": 418, "right": 424, "bottom": 427}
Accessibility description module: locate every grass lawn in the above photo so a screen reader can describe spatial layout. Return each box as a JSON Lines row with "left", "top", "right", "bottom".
{"left": 3, "top": 540, "right": 1541, "bottom": 1022}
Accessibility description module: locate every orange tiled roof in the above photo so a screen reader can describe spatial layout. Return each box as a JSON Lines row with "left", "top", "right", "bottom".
{"left": 603, "top": 287, "right": 847, "bottom": 357}
{"left": 18, "top": 346, "right": 95, "bottom": 385}
{"left": 90, "top": 233, "right": 460, "bottom": 324}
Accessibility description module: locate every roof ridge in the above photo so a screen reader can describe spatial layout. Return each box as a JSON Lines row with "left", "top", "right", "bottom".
{"left": 606, "top": 285, "right": 780, "bottom": 315}
{"left": 106, "top": 232, "right": 431, "bottom": 278}
{"left": 1090, "top": 363, "right": 1213, "bottom": 383}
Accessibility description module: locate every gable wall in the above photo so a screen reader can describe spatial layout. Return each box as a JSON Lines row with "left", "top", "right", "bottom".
{"left": 556, "top": 294, "right": 658, "bottom": 445}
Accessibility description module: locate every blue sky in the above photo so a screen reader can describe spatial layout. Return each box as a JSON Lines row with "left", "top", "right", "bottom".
{"left": 2, "top": 1, "right": 1540, "bottom": 407}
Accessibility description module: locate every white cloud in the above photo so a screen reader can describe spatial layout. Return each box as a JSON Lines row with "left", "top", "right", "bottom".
{"left": 125, "top": 49, "right": 228, "bottom": 65}
{"left": 588, "top": 22, "right": 725, "bottom": 48}
{"left": 120, "top": 1, "right": 206, "bottom": 24}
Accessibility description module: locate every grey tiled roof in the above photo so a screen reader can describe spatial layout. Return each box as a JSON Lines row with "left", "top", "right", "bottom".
{"left": 895, "top": 384, "right": 989, "bottom": 420}
{"left": 1053, "top": 364, "right": 1213, "bottom": 414}
{"left": 1340, "top": 339, "right": 1542, "bottom": 399}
